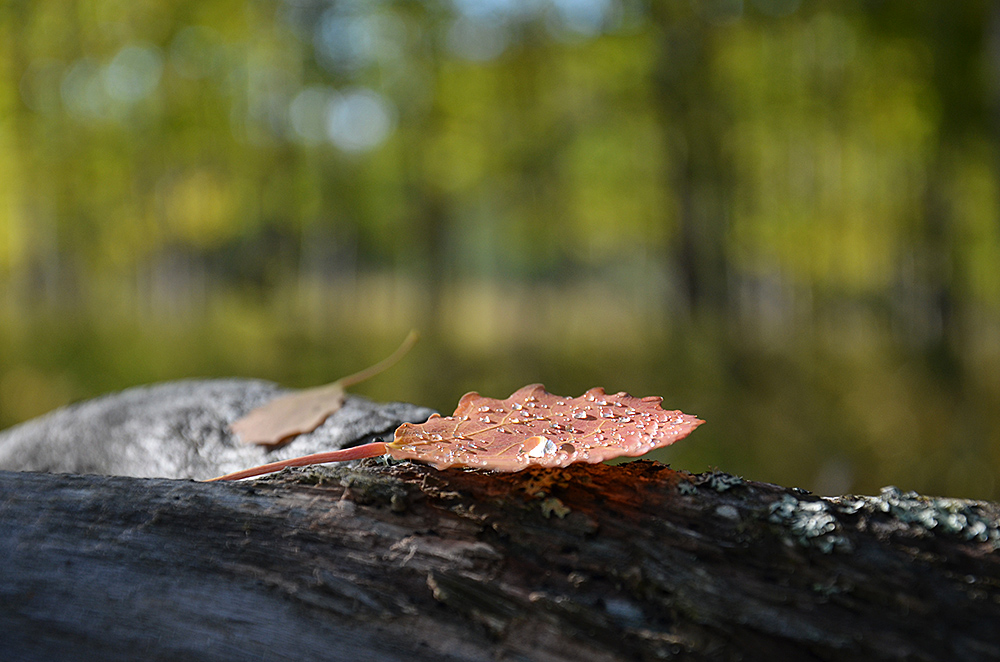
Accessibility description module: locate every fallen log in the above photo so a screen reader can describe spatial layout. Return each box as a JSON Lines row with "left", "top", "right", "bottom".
{"left": 2, "top": 380, "right": 999, "bottom": 660}
{"left": 3, "top": 459, "right": 1000, "bottom": 661}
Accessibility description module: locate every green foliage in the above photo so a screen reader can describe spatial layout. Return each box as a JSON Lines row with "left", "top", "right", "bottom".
{"left": 2, "top": 0, "right": 1000, "bottom": 499}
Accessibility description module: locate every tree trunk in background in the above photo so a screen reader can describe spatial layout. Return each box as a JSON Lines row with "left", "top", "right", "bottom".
{"left": 650, "top": 7, "right": 733, "bottom": 319}
{"left": 894, "top": 3, "right": 987, "bottom": 381}
{"left": 4, "top": 460, "right": 1000, "bottom": 661}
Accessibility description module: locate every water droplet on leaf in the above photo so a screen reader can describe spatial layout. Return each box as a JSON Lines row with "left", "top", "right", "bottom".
{"left": 525, "top": 435, "right": 557, "bottom": 458}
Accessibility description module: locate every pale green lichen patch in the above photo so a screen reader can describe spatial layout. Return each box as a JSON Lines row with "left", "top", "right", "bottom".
{"left": 696, "top": 471, "right": 745, "bottom": 493}
{"left": 832, "top": 486, "right": 1000, "bottom": 545}
{"left": 767, "top": 494, "right": 853, "bottom": 554}
{"left": 714, "top": 504, "right": 740, "bottom": 520}
{"left": 677, "top": 481, "right": 698, "bottom": 495}
{"left": 540, "top": 497, "right": 571, "bottom": 519}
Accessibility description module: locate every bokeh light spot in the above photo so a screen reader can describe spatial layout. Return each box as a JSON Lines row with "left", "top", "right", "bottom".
{"left": 326, "top": 88, "right": 396, "bottom": 153}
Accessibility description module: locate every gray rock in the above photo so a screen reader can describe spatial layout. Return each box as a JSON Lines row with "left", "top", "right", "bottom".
{"left": 0, "top": 379, "right": 435, "bottom": 480}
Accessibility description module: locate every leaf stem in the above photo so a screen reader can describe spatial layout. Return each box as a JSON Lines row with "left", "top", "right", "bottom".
{"left": 338, "top": 329, "right": 419, "bottom": 389}
{"left": 206, "top": 442, "right": 389, "bottom": 481}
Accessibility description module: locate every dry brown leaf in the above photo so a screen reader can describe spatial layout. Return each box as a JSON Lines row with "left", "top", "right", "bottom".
{"left": 229, "top": 330, "right": 418, "bottom": 447}
{"left": 229, "top": 382, "right": 347, "bottom": 448}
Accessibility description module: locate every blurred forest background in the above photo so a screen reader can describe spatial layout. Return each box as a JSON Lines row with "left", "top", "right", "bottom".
{"left": 3, "top": 0, "right": 1000, "bottom": 498}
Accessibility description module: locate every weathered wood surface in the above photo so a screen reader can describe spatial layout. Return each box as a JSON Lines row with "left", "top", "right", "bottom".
{"left": 3, "top": 459, "right": 1000, "bottom": 662}
{"left": 0, "top": 379, "right": 434, "bottom": 480}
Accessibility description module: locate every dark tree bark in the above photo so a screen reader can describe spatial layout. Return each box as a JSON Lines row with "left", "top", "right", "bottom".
{"left": 3, "top": 459, "right": 1000, "bottom": 662}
